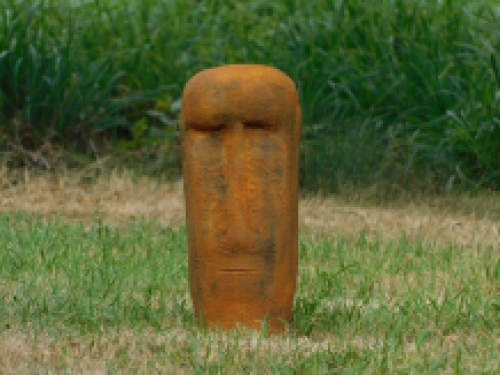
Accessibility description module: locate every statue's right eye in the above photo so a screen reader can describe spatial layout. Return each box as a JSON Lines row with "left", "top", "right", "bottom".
{"left": 243, "top": 121, "right": 275, "bottom": 131}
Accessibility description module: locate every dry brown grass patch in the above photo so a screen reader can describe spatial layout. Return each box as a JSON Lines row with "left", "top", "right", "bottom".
{"left": 1, "top": 169, "right": 499, "bottom": 248}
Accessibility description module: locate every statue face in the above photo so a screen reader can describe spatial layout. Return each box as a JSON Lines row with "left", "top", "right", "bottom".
{"left": 181, "top": 65, "right": 301, "bottom": 331}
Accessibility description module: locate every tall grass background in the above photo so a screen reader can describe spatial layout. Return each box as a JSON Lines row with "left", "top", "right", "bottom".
{"left": 1, "top": 0, "right": 499, "bottom": 194}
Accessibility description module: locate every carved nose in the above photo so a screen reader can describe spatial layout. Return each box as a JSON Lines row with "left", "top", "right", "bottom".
{"left": 226, "top": 120, "right": 247, "bottom": 251}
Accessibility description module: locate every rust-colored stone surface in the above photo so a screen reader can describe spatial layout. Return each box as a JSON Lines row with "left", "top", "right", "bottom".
{"left": 181, "top": 64, "right": 301, "bottom": 333}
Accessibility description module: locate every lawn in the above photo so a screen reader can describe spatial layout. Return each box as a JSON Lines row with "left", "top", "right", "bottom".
{"left": 0, "top": 175, "right": 498, "bottom": 374}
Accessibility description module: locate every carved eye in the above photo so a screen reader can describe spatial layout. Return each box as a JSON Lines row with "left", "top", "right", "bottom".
{"left": 188, "top": 123, "right": 226, "bottom": 132}
{"left": 243, "top": 121, "right": 273, "bottom": 130}
{"left": 208, "top": 124, "right": 226, "bottom": 132}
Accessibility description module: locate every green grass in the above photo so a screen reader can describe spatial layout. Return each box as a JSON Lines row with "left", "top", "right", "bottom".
{"left": 1, "top": 212, "right": 498, "bottom": 373}
{"left": 1, "top": 0, "right": 500, "bottom": 193}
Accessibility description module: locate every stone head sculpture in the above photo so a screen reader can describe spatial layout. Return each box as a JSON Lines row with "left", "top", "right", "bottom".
{"left": 181, "top": 64, "right": 301, "bottom": 332}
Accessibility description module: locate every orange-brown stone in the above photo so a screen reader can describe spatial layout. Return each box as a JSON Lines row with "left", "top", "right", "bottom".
{"left": 181, "top": 64, "right": 301, "bottom": 333}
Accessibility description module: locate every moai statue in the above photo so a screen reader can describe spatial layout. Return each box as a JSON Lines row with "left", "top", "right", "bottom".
{"left": 181, "top": 64, "right": 301, "bottom": 333}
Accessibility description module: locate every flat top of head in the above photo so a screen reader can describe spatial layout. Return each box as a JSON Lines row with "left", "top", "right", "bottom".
{"left": 184, "top": 64, "right": 296, "bottom": 92}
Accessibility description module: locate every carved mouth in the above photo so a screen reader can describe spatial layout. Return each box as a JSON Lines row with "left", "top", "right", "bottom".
{"left": 219, "top": 268, "right": 258, "bottom": 274}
